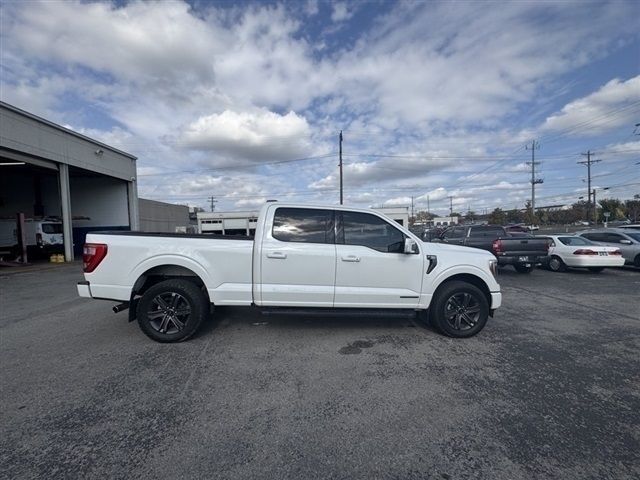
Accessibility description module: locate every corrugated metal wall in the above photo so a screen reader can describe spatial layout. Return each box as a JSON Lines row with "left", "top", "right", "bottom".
{"left": 138, "top": 198, "right": 190, "bottom": 233}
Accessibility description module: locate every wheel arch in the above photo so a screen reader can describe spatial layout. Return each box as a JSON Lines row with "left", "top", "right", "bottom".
{"left": 432, "top": 273, "right": 492, "bottom": 310}
{"left": 132, "top": 264, "right": 207, "bottom": 296}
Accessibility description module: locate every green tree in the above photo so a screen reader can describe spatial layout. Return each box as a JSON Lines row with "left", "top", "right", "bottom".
{"left": 488, "top": 208, "right": 506, "bottom": 225}
{"left": 625, "top": 195, "right": 640, "bottom": 222}
{"left": 598, "top": 198, "right": 625, "bottom": 220}
{"left": 505, "top": 209, "right": 523, "bottom": 224}
{"left": 571, "top": 200, "right": 589, "bottom": 222}
{"left": 465, "top": 210, "right": 476, "bottom": 223}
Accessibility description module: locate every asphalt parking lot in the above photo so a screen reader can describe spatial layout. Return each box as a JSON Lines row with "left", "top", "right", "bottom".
{"left": 1, "top": 263, "right": 639, "bottom": 479}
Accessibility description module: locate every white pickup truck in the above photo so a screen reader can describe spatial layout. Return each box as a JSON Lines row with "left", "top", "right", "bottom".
{"left": 78, "top": 203, "right": 501, "bottom": 342}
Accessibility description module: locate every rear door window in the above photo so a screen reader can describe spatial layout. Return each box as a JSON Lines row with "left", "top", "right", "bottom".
{"left": 469, "top": 227, "right": 504, "bottom": 238}
{"left": 443, "top": 226, "right": 464, "bottom": 240}
{"left": 272, "top": 208, "right": 335, "bottom": 244}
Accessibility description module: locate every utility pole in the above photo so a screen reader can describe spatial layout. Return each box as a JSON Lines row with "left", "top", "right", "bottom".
{"left": 525, "top": 140, "right": 542, "bottom": 224}
{"left": 578, "top": 151, "right": 601, "bottom": 223}
{"left": 410, "top": 196, "right": 414, "bottom": 223}
{"left": 448, "top": 196, "right": 454, "bottom": 216}
{"left": 427, "top": 195, "right": 430, "bottom": 225}
{"left": 339, "top": 130, "right": 343, "bottom": 205}
{"left": 208, "top": 196, "right": 217, "bottom": 212}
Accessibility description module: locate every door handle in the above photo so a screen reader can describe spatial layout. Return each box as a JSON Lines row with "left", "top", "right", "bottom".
{"left": 341, "top": 255, "right": 360, "bottom": 262}
{"left": 267, "top": 252, "right": 287, "bottom": 259}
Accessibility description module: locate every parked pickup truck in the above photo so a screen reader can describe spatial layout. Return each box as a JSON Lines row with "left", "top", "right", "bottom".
{"left": 78, "top": 203, "right": 502, "bottom": 342}
{"left": 437, "top": 225, "right": 549, "bottom": 273}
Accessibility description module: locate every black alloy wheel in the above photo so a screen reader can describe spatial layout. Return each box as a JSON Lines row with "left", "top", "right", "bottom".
{"left": 137, "top": 279, "right": 208, "bottom": 343}
{"left": 444, "top": 292, "right": 482, "bottom": 332}
{"left": 147, "top": 292, "right": 191, "bottom": 334}
{"left": 431, "top": 281, "right": 489, "bottom": 338}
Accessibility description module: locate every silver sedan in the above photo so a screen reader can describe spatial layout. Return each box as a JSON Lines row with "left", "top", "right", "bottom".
{"left": 576, "top": 228, "right": 640, "bottom": 267}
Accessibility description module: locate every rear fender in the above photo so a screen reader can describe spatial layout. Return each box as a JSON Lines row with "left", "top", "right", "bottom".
{"left": 128, "top": 255, "right": 213, "bottom": 292}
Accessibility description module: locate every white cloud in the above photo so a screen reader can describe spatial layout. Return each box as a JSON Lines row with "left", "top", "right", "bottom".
{"left": 304, "top": 0, "right": 319, "bottom": 17}
{"left": 331, "top": 2, "right": 354, "bottom": 22}
{"left": 177, "top": 109, "right": 312, "bottom": 161}
{"left": 540, "top": 76, "right": 640, "bottom": 136}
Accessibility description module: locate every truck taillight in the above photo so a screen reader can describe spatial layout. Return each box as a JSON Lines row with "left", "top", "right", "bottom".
{"left": 492, "top": 239, "right": 503, "bottom": 254}
{"left": 573, "top": 249, "right": 597, "bottom": 255}
{"left": 83, "top": 243, "right": 108, "bottom": 272}
{"left": 610, "top": 249, "right": 622, "bottom": 255}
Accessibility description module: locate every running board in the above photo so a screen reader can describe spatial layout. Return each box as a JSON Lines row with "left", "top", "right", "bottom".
{"left": 260, "top": 307, "right": 418, "bottom": 319}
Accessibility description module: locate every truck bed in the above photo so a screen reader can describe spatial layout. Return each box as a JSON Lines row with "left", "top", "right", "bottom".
{"left": 82, "top": 232, "right": 255, "bottom": 304}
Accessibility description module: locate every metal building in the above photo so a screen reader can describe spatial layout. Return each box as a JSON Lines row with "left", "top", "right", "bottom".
{"left": 139, "top": 198, "right": 190, "bottom": 233}
{"left": 0, "top": 101, "right": 138, "bottom": 261}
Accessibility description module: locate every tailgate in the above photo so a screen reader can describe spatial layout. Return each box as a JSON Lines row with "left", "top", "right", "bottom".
{"left": 497, "top": 237, "right": 548, "bottom": 256}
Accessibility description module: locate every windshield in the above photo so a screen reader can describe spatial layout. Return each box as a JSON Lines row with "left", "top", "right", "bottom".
{"left": 42, "top": 223, "right": 63, "bottom": 234}
{"left": 558, "top": 236, "right": 593, "bottom": 246}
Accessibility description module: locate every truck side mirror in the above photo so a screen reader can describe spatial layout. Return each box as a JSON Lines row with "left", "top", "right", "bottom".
{"left": 404, "top": 237, "right": 419, "bottom": 254}
{"left": 620, "top": 239, "right": 632, "bottom": 245}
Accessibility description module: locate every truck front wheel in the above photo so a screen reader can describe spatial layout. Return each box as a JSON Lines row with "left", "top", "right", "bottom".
{"left": 431, "top": 281, "right": 489, "bottom": 338}
{"left": 137, "top": 279, "right": 208, "bottom": 343}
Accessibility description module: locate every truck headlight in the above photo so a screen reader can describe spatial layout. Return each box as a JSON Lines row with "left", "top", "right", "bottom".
{"left": 489, "top": 259, "right": 497, "bottom": 277}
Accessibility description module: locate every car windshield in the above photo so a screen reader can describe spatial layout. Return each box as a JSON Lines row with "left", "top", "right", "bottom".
{"left": 558, "top": 236, "right": 592, "bottom": 246}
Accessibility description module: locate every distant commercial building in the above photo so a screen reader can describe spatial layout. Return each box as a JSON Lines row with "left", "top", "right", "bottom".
{"left": 432, "top": 216, "right": 459, "bottom": 227}
{"left": 198, "top": 210, "right": 260, "bottom": 236}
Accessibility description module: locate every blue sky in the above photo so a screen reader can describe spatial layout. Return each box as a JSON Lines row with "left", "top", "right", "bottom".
{"left": 1, "top": 0, "right": 639, "bottom": 215}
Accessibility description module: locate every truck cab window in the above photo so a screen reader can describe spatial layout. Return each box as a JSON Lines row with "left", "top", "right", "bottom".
{"left": 272, "top": 208, "right": 334, "bottom": 244}
{"left": 446, "top": 227, "right": 465, "bottom": 239}
{"left": 339, "top": 211, "right": 405, "bottom": 253}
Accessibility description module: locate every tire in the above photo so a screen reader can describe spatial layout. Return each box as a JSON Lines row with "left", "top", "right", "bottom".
{"left": 136, "top": 279, "right": 208, "bottom": 343}
{"left": 514, "top": 263, "right": 534, "bottom": 274}
{"left": 634, "top": 255, "right": 640, "bottom": 268}
{"left": 430, "top": 281, "right": 489, "bottom": 338}
{"left": 588, "top": 267, "right": 605, "bottom": 273}
{"left": 547, "top": 256, "right": 566, "bottom": 272}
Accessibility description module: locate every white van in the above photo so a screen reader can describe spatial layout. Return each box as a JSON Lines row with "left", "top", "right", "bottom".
{"left": 0, "top": 218, "right": 64, "bottom": 256}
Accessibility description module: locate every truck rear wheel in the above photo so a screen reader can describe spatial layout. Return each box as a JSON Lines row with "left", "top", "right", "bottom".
{"left": 431, "top": 281, "right": 489, "bottom": 338}
{"left": 137, "top": 279, "right": 208, "bottom": 343}
{"left": 514, "top": 263, "right": 534, "bottom": 273}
